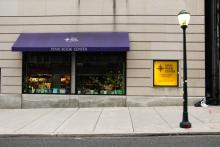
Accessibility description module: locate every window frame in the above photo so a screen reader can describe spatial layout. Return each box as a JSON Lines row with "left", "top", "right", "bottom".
{"left": 22, "top": 52, "right": 72, "bottom": 95}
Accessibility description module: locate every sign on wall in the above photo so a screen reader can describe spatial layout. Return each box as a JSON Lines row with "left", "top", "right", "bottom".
{"left": 153, "top": 60, "right": 179, "bottom": 87}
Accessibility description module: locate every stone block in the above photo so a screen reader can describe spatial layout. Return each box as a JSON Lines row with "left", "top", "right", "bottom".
{"left": 69, "top": 95, "right": 79, "bottom": 107}
{"left": 0, "top": 94, "right": 21, "bottom": 109}
{"left": 79, "top": 95, "right": 126, "bottom": 107}
{"left": 22, "top": 94, "right": 71, "bottom": 108}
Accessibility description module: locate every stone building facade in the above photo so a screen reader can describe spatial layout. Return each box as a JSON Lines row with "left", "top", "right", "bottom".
{"left": 0, "top": 0, "right": 205, "bottom": 108}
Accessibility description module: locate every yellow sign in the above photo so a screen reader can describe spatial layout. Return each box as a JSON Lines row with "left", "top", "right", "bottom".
{"left": 153, "top": 60, "right": 178, "bottom": 87}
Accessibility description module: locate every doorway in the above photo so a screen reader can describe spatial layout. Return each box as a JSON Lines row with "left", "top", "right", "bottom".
{"left": 205, "top": 0, "right": 220, "bottom": 104}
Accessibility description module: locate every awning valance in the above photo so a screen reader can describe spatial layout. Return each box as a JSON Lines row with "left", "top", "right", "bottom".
{"left": 12, "top": 32, "right": 129, "bottom": 52}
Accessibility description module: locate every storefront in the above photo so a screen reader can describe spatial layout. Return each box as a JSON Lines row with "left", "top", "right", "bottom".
{"left": 0, "top": 0, "right": 205, "bottom": 108}
{"left": 12, "top": 32, "right": 129, "bottom": 96}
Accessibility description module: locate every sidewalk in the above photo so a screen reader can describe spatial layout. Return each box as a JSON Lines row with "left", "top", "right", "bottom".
{"left": 0, "top": 106, "right": 220, "bottom": 136}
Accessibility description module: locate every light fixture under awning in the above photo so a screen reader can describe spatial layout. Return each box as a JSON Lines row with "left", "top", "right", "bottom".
{"left": 12, "top": 32, "right": 129, "bottom": 52}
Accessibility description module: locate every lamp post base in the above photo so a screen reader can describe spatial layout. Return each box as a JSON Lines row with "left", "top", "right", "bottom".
{"left": 180, "top": 121, "right": 192, "bottom": 128}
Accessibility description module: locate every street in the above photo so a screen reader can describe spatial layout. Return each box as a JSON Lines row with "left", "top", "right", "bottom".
{"left": 0, "top": 135, "right": 220, "bottom": 147}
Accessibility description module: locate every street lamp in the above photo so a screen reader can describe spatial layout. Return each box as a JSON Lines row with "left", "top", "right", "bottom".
{"left": 178, "top": 10, "right": 192, "bottom": 128}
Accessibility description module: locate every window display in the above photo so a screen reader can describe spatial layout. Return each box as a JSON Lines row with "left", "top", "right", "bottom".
{"left": 22, "top": 52, "right": 71, "bottom": 94}
{"left": 76, "top": 52, "right": 126, "bottom": 95}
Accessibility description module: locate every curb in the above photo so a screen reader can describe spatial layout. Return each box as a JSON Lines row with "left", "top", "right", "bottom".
{"left": 0, "top": 132, "right": 220, "bottom": 138}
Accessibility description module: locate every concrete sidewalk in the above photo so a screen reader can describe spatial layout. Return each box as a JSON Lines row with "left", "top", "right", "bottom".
{"left": 0, "top": 106, "right": 220, "bottom": 136}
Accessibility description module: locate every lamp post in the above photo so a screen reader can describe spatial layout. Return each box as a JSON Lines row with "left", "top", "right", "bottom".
{"left": 178, "top": 10, "right": 192, "bottom": 128}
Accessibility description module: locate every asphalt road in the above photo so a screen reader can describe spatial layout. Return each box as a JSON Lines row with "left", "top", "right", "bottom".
{"left": 0, "top": 135, "right": 220, "bottom": 147}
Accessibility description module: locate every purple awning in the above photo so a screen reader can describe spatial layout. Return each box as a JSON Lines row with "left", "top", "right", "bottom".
{"left": 12, "top": 32, "right": 129, "bottom": 52}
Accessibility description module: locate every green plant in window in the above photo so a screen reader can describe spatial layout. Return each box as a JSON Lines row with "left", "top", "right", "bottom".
{"left": 105, "top": 70, "right": 123, "bottom": 92}
{"left": 115, "top": 70, "right": 123, "bottom": 89}
{"left": 105, "top": 71, "right": 114, "bottom": 91}
{"left": 106, "top": 71, "right": 114, "bottom": 84}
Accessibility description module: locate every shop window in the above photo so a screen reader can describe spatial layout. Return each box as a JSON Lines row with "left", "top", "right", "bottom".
{"left": 76, "top": 52, "right": 126, "bottom": 95}
{"left": 22, "top": 52, "right": 71, "bottom": 94}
